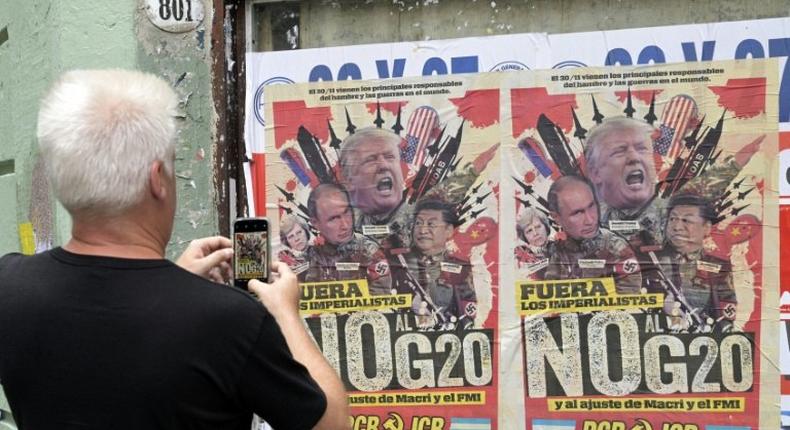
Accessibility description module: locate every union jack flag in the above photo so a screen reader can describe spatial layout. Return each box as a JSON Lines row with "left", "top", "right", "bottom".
{"left": 401, "top": 106, "right": 439, "bottom": 166}
{"left": 654, "top": 94, "right": 697, "bottom": 158}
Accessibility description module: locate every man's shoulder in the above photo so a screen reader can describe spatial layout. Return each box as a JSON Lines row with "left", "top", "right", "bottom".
{"left": 164, "top": 265, "right": 264, "bottom": 313}
{"left": 699, "top": 252, "right": 732, "bottom": 273}
{"left": 350, "top": 233, "right": 382, "bottom": 254}
{"left": 551, "top": 238, "right": 573, "bottom": 253}
{"left": 0, "top": 250, "right": 57, "bottom": 281}
{"left": 444, "top": 253, "right": 471, "bottom": 266}
{"left": 700, "top": 252, "right": 728, "bottom": 264}
{"left": 0, "top": 251, "right": 28, "bottom": 269}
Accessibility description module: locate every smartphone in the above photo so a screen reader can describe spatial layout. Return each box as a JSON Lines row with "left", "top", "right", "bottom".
{"left": 233, "top": 218, "right": 270, "bottom": 289}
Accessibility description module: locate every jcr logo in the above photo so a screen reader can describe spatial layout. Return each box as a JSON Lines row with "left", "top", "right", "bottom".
{"left": 410, "top": 416, "right": 444, "bottom": 430}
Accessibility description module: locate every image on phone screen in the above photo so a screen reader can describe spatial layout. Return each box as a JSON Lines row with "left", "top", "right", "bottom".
{"left": 234, "top": 231, "right": 269, "bottom": 283}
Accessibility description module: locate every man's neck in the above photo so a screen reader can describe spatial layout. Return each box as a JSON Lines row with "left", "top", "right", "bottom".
{"left": 359, "top": 204, "right": 400, "bottom": 223}
{"left": 418, "top": 248, "right": 445, "bottom": 258}
{"left": 674, "top": 245, "right": 703, "bottom": 260}
{"left": 601, "top": 197, "right": 654, "bottom": 220}
{"left": 65, "top": 213, "right": 168, "bottom": 259}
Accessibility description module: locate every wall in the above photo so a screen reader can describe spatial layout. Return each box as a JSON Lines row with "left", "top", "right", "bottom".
{"left": 292, "top": 0, "right": 789, "bottom": 49}
{"left": 0, "top": 0, "right": 219, "bottom": 257}
{"left": 0, "top": 0, "right": 220, "bottom": 425}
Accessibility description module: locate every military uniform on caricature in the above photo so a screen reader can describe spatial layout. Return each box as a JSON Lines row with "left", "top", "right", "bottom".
{"left": 601, "top": 159, "right": 744, "bottom": 293}
{"left": 652, "top": 193, "right": 737, "bottom": 331}
{"left": 654, "top": 246, "right": 736, "bottom": 331}
{"left": 356, "top": 165, "right": 480, "bottom": 251}
{"left": 394, "top": 250, "right": 477, "bottom": 329}
{"left": 356, "top": 202, "right": 414, "bottom": 251}
{"left": 303, "top": 233, "right": 392, "bottom": 295}
{"left": 545, "top": 228, "right": 642, "bottom": 295}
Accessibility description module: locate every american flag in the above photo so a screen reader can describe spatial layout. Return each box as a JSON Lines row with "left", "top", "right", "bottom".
{"left": 654, "top": 94, "right": 697, "bottom": 158}
{"left": 402, "top": 106, "right": 439, "bottom": 166}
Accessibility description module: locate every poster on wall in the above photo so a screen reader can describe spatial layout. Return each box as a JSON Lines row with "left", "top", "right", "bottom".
{"left": 502, "top": 59, "right": 778, "bottom": 430}
{"left": 245, "top": 19, "right": 787, "bottom": 430}
{"left": 245, "top": 33, "right": 548, "bottom": 217}
{"left": 246, "top": 17, "right": 790, "bottom": 215}
{"left": 264, "top": 73, "right": 502, "bottom": 430}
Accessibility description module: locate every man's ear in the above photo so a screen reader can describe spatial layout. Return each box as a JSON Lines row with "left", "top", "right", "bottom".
{"left": 550, "top": 211, "right": 561, "bottom": 226}
{"left": 341, "top": 175, "right": 354, "bottom": 192}
{"left": 587, "top": 165, "right": 601, "bottom": 186}
{"left": 149, "top": 160, "right": 168, "bottom": 201}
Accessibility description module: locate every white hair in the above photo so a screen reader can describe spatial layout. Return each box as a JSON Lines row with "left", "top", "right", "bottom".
{"left": 338, "top": 127, "right": 401, "bottom": 180}
{"left": 37, "top": 69, "right": 178, "bottom": 217}
{"left": 584, "top": 116, "right": 655, "bottom": 173}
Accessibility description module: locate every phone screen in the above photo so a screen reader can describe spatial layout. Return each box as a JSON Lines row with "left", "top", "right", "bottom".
{"left": 234, "top": 219, "right": 269, "bottom": 288}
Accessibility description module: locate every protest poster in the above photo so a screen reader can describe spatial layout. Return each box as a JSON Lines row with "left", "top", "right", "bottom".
{"left": 502, "top": 59, "right": 779, "bottom": 430}
{"left": 264, "top": 73, "right": 502, "bottom": 430}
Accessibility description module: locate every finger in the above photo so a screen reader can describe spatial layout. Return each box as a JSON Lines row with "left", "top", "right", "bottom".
{"left": 248, "top": 278, "right": 267, "bottom": 297}
{"left": 269, "top": 261, "right": 286, "bottom": 275}
{"left": 270, "top": 261, "right": 294, "bottom": 278}
{"left": 207, "top": 267, "right": 222, "bottom": 284}
{"left": 199, "top": 248, "right": 234, "bottom": 273}
{"left": 196, "top": 236, "right": 233, "bottom": 253}
{"left": 219, "top": 261, "right": 233, "bottom": 283}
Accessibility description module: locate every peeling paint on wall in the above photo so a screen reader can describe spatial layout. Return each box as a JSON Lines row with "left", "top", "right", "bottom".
{"left": 28, "top": 157, "right": 53, "bottom": 252}
{"left": 135, "top": 0, "right": 218, "bottom": 258}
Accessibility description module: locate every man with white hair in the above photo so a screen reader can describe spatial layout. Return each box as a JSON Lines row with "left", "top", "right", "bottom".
{"left": 0, "top": 69, "right": 348, "bottom": 429}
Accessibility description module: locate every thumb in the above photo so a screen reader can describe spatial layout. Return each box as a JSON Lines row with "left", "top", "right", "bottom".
{"left": 247, "top": 278, "right": 270, "bottom": 300}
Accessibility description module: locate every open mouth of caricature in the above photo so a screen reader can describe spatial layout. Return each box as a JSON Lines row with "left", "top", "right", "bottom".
{"left": 377, "top": 177, "right": 393, "bottom": 192}
{"left": 625, "top": 169, "right": 645, "bottom": 186}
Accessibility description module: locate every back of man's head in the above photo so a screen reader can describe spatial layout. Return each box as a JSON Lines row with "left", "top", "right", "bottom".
{"left": 37, "top": 69, "right": 178, "bottom": 218}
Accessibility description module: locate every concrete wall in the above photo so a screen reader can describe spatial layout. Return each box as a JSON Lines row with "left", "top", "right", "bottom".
{"left": 0, "top": 0, "right": 219, "bottom": 256}
{"left": 296, "top": 0, "right": 788, "bottom": 48}
{"left": 0, "top": 0, "right": 219, "bottom": 424}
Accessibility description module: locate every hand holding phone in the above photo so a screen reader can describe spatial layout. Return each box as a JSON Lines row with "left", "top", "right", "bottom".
{"left": 175, "top": 236, "right": 233, "bottom": 283}
{"left": 248, "top": 262, "right": 300, "bottom": 321}
{"left": 233, "top": 218, "right": 270, "bottom": 288}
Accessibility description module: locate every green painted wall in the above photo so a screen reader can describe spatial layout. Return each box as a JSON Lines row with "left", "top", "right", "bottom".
{"left": 0, "top": 0, "right": 219, "bottom": 424}
{"left": 0, "top": 0, "right": 219, "bottom": 258}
